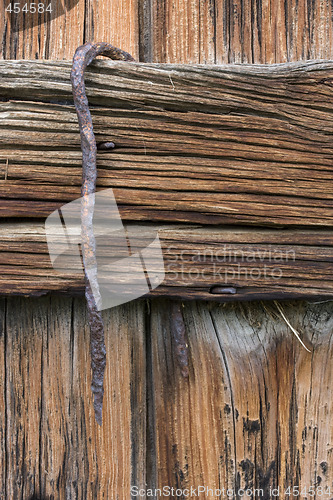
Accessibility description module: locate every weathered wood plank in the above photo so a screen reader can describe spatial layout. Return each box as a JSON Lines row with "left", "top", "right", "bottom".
{"left": 0, "top": 0, "right": 139, "bottom": 61}
{"left": 0, "top": 299, "right": 6, "bottom": 499}
{"left": 0, "top": 297, "right": 147, "bottom": 498}
{"left": 39, "top": 296, "right": 74, "bottom": 498}
{"left": 151, "top": 0, "right": 333, "bottom": 64}
{"left": 0, "top": 223, "right": 332, "bottom": 300}
{"left": 3, "top": 0, "right": 333, "bottom": 64}
{"left": 68, "top": 299, "right": 147, "bottom": 498}
{"left": 1, "top": 60, "right": 333, "bottom": 226}
{"left": 151, "top": 0, "right": 216, "bottom": 64}
{"left": 149, "top": 299, "right": 333, "bottom": 495}
{"left": 4, "top": 297, "right": 44, "bottom": 499}
{"left": 295, "top": 304, "right": 333, "bottom": 493}
{"left": 1, "top": 297, "right": 333, "bottom": 496}
{"left": 0, "top": 1, "right": 333, "bottom": 497}
{"left": 150, "top": 300, "right": 236, "bottom": 492}
{"left": 0, "top": 0, "right": 85, "bottom": 60}
{"left": 84, "top": 0, "right": 139, "bottom": 60}
{"left": 210, "top": 300, "right": 333, "bottom": 492}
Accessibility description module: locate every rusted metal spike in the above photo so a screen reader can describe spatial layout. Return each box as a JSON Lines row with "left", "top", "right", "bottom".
{"left": 71, "top": 42, "right": 135, "bottom": 425}
{"left": 171, "top": 302, "right": 189, "bottom": 377}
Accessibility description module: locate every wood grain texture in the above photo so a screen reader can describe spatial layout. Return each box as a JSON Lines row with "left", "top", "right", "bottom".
{"left": 84, "top": 0, "right": 139, "bottom": 60}
{"left": 2, "top": 0, "right": 333, "bottom": 64}
{"left": 0, "top": 0, "right": 139, "bottom": 60}
{"left": 151, "top": 0, "right": 333, "bottom": 64}
{"left": 5, "top": 297, "right": 44, "bottom": 498}
{"left": 1, "top": 0, "right": 333, "bottom": 497}
{"left": 148, "top": 299, "right": 333, "bottom": 495}
{"left": 0, "top": 0, "right": 85, "bottom": 60}
{"left": 1, "top": 60, "right": 333, "bottom": 227}
{"left": 0, "top": 297, "right": 147, "bottom": 499}
{"left": 0, "top": 300, "right": 6, "bottom": 499}
{"left": 0, "top": 223, "right": 332, "bottom": 300}
{"left": 0, "top": 297, "right": 332, "bottom": 498}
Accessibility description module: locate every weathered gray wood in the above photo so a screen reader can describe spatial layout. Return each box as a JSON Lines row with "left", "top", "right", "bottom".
{"left": 0, "top": 223, "right": 332, "bottom": 301}
{"left": 0, "top": 60, "right": 333, "bottom": 226}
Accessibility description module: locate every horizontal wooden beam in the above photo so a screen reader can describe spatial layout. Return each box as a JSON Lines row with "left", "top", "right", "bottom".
{"left": 1, "top": 223, "right": 332, "bottom": 301}
{"left": 0, "top": 60, "right": 333, "bottom": 227}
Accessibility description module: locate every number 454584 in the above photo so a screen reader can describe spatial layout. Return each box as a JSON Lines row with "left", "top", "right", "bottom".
{"left": 6, "top": 3, "right": 52, "bottom": 13}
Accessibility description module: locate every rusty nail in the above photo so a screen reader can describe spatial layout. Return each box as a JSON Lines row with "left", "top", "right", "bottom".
{"left": 71, "top": 42, "right": 135, "bottom": 425}
{"left": 97, "top": 141, "right": 116, "bottom": 150}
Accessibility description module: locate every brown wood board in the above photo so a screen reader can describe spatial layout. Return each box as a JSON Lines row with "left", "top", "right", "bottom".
{"left": 3, "top": 0, "right": 333, "bottom": 64}
{"left": 0, "top": 296, "right": 147, "bottom": 498}
{"left": 1, "top": 297, "right": 332, "bottom": 497}
{"left": 0, "top": 60, "right": 333, "bottom": 228}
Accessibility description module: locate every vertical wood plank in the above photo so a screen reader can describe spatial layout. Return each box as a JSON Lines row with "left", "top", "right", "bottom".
{"left": 198, "top": 0, "right": 216, "bottom": 63}
{"left": 69, "top": 298, "right": 146, "bottom": 499}
{"left": 210, "top": 301, "right": 333, "bottom": 494}
{"left": 151, "top": 300, "right": 333, "bottom": 496}
{"left": 210, "top": 302, "right": 288, "bottom": 493}
{"left": 5, "top": 297, "right": 45, "bottom": 499}
{"left": 138, "top": 0, "right": 153, "bottom": 62}
{"left": 1, "top": 297, "right": 146, "bottom": 498}
{"left": 39, "top": 296, "right": 76, "bottom": 499}
{"left": 151, "top": 0, "right": 333, "bottom": 64}
{"left": 152, "top": 0, "right": 216, "bottom": 63}
{"left": 228, "top": 0, "right": 250, "bottom": 63}
{"left": 0, "top": 299, "right": 6, "bottom": 499}
{"left": 0, "top": 0, "right": 85, "bottom": 60}
{"left": 0, "top": 0, "right": 140, "bottom": 60}
{"left": 84, "top": 0, "right": 140, "bottom": 60}
{"left": 150, "top": 300, "right": 236, "bottom": 493}
{"left": 294, "top": 302, "right": 333, "bottom": 493}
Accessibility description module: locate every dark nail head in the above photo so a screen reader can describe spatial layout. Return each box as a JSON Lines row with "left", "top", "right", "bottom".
{"left": 97, "top": 141, "right": 116, "bottom": 150}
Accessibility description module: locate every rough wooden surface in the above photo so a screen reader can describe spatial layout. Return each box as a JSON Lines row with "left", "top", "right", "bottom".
{"left": 0, "top": 298, "right": 332, "bottom": 497}
{"left": 0, "top": 0, "right": 139, "bottom": 61}
{"left": 1, "top": 60, "right": 333, "bottom": 226}
{"left": 151, "top": 299, "right": 333, "bottom": 495}
{"left": 1, "top": 0, "right": 333, "bottom": 499}
{"left": 1, "top": 223, "right": 333, "bottom": 301}
{"left": 2, "top": 0, "right": 333, "bottom": 63}
{"left": 0, "top": 297, "right": 147, "bottom": 499}
{"left": 151, "top": 0, "right": 333, "bottom": 63}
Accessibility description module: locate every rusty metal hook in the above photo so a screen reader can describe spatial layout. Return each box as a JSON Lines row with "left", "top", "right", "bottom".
{"left": 71, "top": 42, "right": 135, "bottom": 425}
